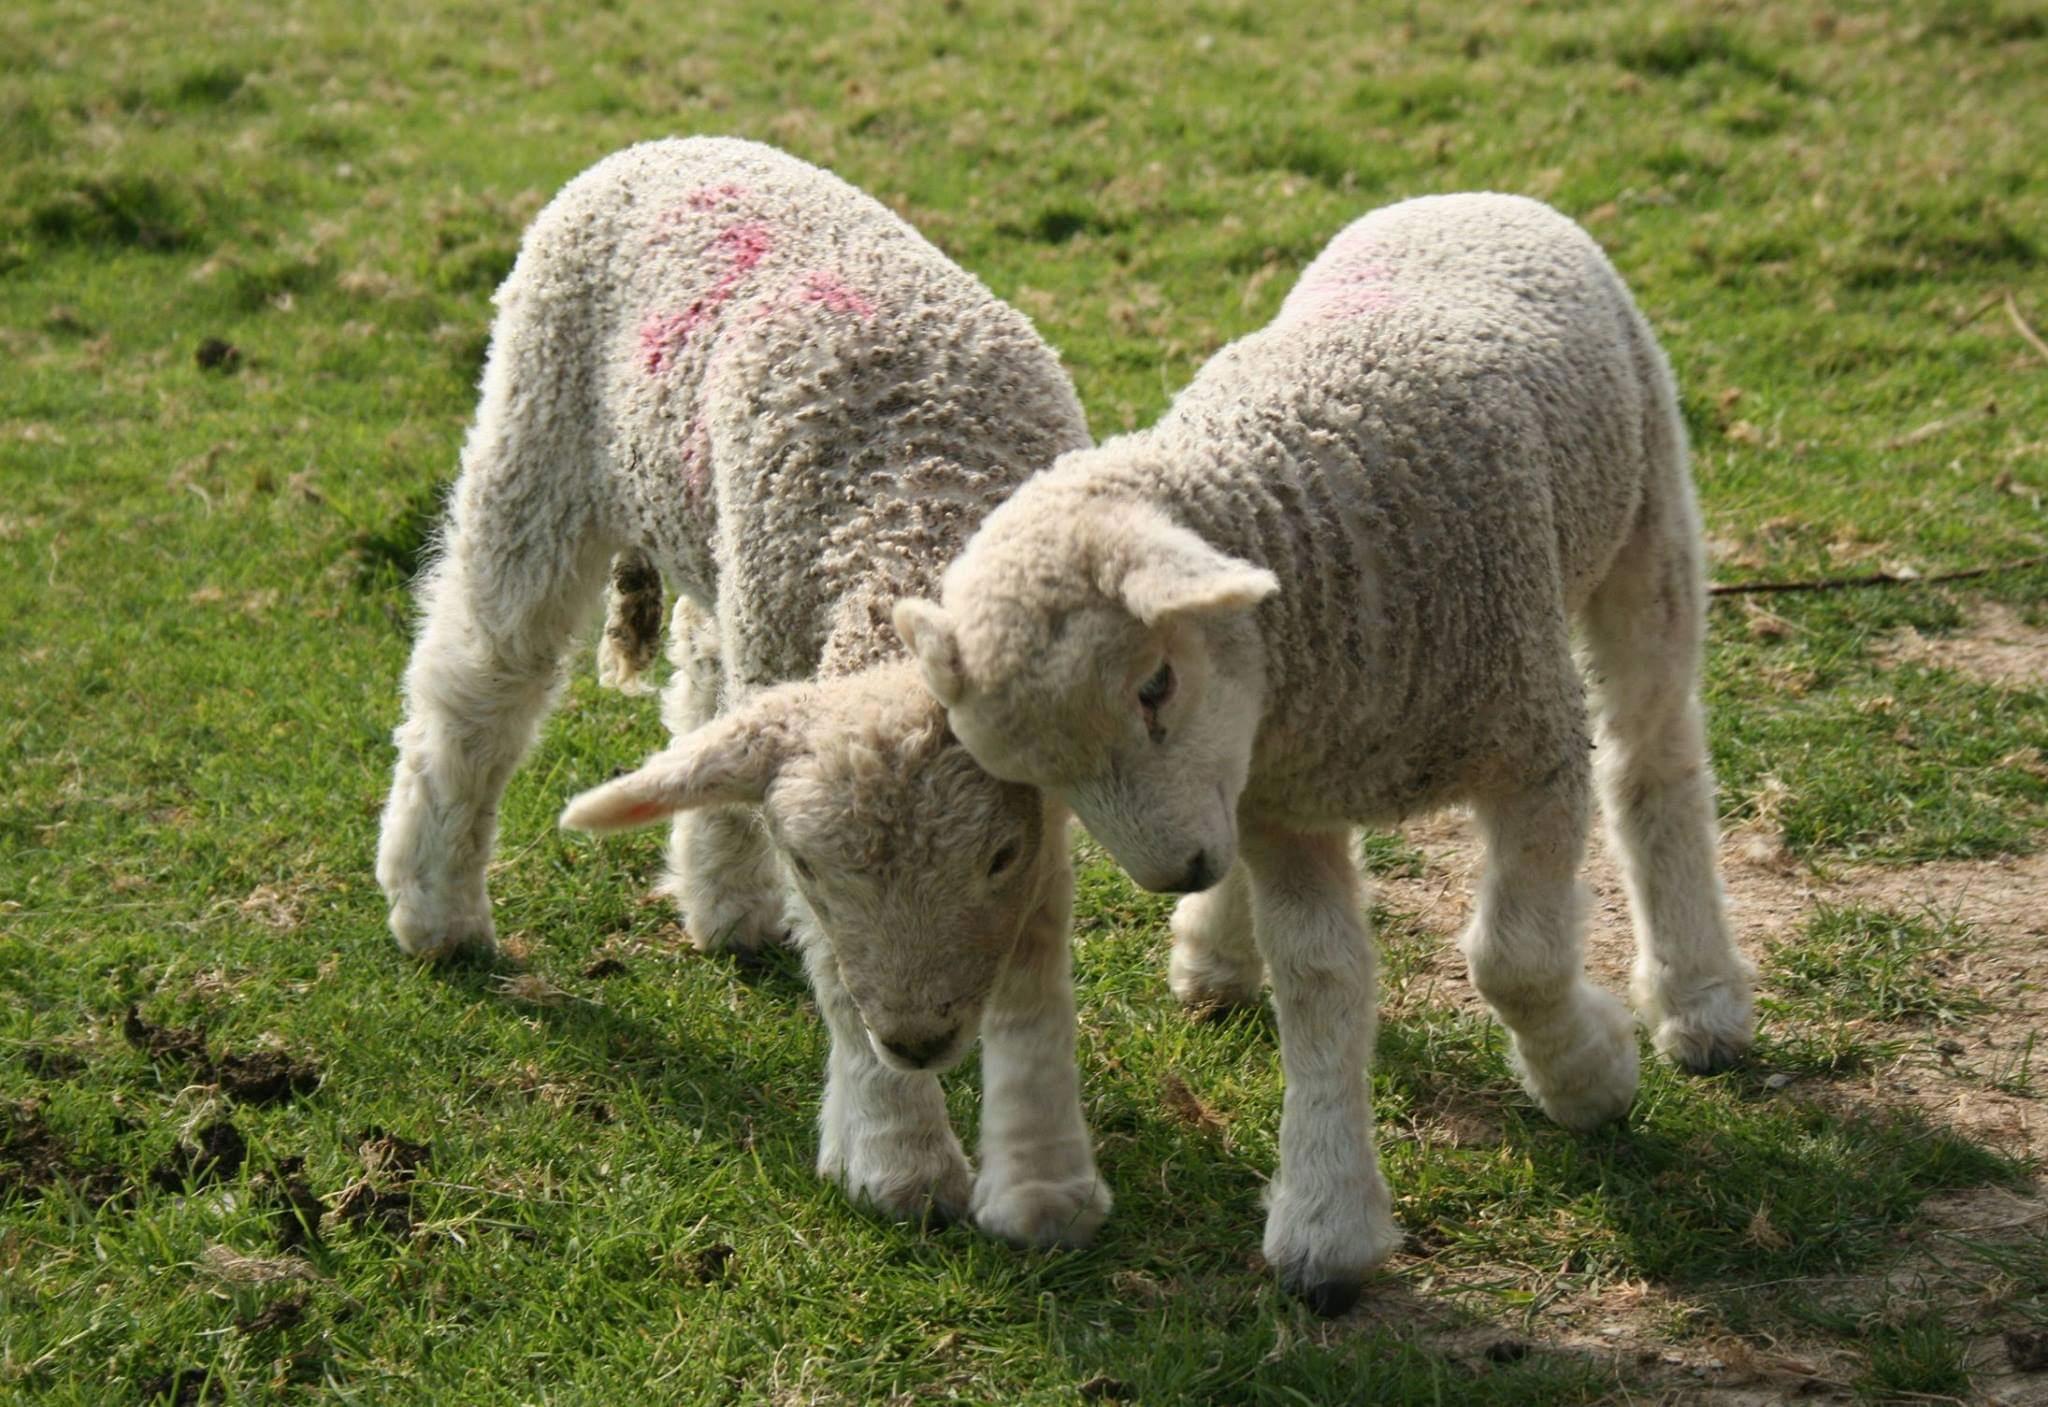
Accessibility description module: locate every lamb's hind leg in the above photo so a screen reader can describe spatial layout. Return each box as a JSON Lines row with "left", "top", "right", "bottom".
{"left": 376, "top": 448, "right": 612, "bottom": 958}
{"left": 1582, "top": 484, "right": 1754, "bottom": 1072}
{"left": 655, "top": 597, "right": 786, "bottom": 953}
{"left": 1168, "top": 859, "right": 1263, "bottom": 1012}
{"left": 1464, "top": 757, "right": 1640, "bottom": 1130}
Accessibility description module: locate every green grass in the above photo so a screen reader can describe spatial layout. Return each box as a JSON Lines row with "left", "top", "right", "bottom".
{"left": 1770, "top": 903, "right": 1984, "bottom": 1027}
{"left": 4, "top": 0, "right": 2047, "bottom": 1402}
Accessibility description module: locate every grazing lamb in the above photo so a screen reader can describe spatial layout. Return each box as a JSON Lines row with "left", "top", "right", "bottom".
{"left": 375, "top": 137, "right": 1108, "bottom": 1245}
{"left": 894, "top": 194, "right": 1756, "bottom": 1311}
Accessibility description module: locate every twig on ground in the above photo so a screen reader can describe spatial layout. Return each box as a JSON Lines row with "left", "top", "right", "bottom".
{"left": 2006, "top": 291, "right": 2048, "bottom": 366}
{"left": 1953, "top": 288, "right": 2009, "bottom": 331}
{"left": 1710, "top": 555, "right": 2048, "bottom": 598}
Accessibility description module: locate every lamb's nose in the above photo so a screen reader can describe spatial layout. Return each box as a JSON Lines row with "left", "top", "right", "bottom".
{"left": 881, "top": 1032, "right": 955, "bottom": 1069}
{"left": 1168, "top": 850, "right": 1217, "bottom": 894}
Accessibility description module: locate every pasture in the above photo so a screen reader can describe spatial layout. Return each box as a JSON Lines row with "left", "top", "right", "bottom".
{"left": 3, "top": 1, "right": 2045, "bottom": 1401}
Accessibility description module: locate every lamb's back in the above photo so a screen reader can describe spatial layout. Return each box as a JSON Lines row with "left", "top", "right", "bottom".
{"left": 501, "top": 138, "right": 1086, "bottom": 669}
{"left": 1157, "top": 195, "right": 1671, "bottom": 819}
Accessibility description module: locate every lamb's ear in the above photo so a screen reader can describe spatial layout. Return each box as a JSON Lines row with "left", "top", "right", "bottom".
{"left": 559, "top": 705, "right": 795, "bottom": 833}
{"left": 891, "top": 597, "right": 965, "bottom": 706}
{"left": 1115, "top": 514, "right": 1279, "bottom": 626}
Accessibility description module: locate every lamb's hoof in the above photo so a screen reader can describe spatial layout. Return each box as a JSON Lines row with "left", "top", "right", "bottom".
{"left": 827, "top": 1152, "right": 974, "bottom": 1229}
{"left": 1262, "top": 1177, "right": 1400, "bottom": 1318}
{"left": 1297, "top": 1276, "right": 1365, "bottom": 1318}
{"left": 1650, "top": 979, "right": 1756, "bottom": 1075}
{"left": 681, "top": 893, "right": 790, "bottom": 956}
{"left": 388, "top": 899, "right": 495, "bottom": 961}
{"left": 972, "top": 1172, "right": 1112, "bottom": 1249}
{"left": 1511, "top": 990, "right": 1640, "bottom": 1132}
{"left": 1166, "top": 939, "right": 1264, "bottom": 1016}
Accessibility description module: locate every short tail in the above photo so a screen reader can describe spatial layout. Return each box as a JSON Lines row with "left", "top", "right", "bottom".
{"left": 596, "top": 548, "right": 664, "bottom": 695}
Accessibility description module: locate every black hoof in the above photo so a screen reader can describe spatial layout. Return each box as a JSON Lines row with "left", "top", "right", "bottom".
{"left": 1297, "top": 1276, "right": 1364, "bottom": 1318}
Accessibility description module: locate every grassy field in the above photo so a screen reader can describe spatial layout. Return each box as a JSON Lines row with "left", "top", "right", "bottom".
{"left": 4, "top": 0, "right": 2046, "bottom": 1402}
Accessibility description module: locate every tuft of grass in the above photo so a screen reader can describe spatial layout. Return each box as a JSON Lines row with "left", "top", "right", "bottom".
{"left": 168, "top": 63, "right": 259, "bottom": 110}
{"left": 21, "top": 171, "right": 205, "bottom": 251}
{"left": 1359, "top": 830, "right": 1427, "bottom": 880}
{"left": 1606, "top": 19, "right": 1807, "bottom": 95}
{"left": 1770, "top": 903, "right": 1985, "bottom": 1027}
{"left": 1858, "top": 1313, "right": 1974, "bottom": 1400}
{"left": 349, "top": 480, "right": 452, "bottom": 590}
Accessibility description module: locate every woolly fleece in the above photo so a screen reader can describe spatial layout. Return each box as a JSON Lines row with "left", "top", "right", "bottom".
{"left": 909, "top": 193, "right": 1756, "bottom": 1309}
{"left": 376, "top": 138, "right": 1105, "bottom": 1245}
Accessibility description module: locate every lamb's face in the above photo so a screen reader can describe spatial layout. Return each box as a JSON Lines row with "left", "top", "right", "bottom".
{"left": 559, "top": 669, "right": 1047, "bottom": 1073}
{"left": 896, "top": 502, "right": 1279, "bottom": 896}
{"left": 762, "top": 739, "right": 1048, "bottom": 1072}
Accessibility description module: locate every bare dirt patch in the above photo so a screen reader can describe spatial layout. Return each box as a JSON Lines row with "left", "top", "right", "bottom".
{"left": 328, "top": 1126, "right": 431, "bottom": 1238}
{"left": 1877, "top": 600, "right": 2048, "bottom": 691}
{"left": 147, "top": 1116, "right": 246, "bottom": 1191}
{"left": 123, "top": 1006, "right": 323, "bottom": 1106}
{"left": 0, "top": 1100, "right": 129, "bottom": 1207}
{"left": 1359, "top": 808, "right": 2048, "bottom": 1400}
{"left": 1376, "top": 810, "right": 2048, "bottom": 1151}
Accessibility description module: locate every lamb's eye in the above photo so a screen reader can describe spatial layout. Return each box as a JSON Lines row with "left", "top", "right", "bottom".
{"left": 1137, "top": 661, "right": 1175, "bottom": 732}
{"left": 986, "top": 841, "right": 1021, "bottom": 879}
{"left": 790, "top": 854, "right": 815, "bottom": 881}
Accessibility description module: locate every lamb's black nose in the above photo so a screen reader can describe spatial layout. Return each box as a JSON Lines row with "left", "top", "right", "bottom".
{"left": 1167, "top": 850, "right": 1218, "bottom": 894}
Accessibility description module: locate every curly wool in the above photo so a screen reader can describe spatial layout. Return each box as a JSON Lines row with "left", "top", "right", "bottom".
{"left": 950, "top": 193, "right": 1674, "bottom": 821}
{"left": 922, "top": 193, "right": 1755, "bottom": 1308}
{"left": 380, "top": 139, "right": 1111, "bottom": 1248}
{"left": 493, "top": 136, "right": 1090, "bottom": 685}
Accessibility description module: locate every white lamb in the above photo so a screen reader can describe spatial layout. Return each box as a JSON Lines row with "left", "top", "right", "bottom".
{"left": 375, "top": 137, "right": 1108, "bottom": 1245}
{"left": 895, "top": 194, "right": 1757, "bottom": 1311}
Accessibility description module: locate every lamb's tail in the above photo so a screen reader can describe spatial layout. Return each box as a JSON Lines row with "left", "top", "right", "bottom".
{"left": 596, "top": 548, "right": 664, "bottom": 695}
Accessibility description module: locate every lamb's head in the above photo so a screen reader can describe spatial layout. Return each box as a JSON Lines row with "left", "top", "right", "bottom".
{"left": 895, "top": 493, "right": 1278, "bottom": 895}
{"left": 560, "top": 664, "right": 1050, "bottom": 1073}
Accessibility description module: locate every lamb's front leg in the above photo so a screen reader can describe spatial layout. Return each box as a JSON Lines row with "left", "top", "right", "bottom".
{"left": 972, "top": 850, "right": 1111, "bottom": 1248}
{"left": 377, "top": 521, "right": 612, "bottom": 959}
{"left": 1243, "top": 825, "right": 1401, "bottom": 1316}
{"left": 800, "top": 924, "right": 972, "bottom": 1224}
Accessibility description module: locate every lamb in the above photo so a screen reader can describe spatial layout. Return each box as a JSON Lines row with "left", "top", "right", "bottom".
{"left": 893, "top": 193, "right": 1757, "bottom": 1311}
{"left": 374, "top": 137, "right": 1108, "bottom": 1246}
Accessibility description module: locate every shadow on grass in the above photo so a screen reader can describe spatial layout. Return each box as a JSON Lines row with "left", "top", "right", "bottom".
{"left": 1376, "top": 1011, "right": 2020, "bottom": 1279}
{"left": 1012, "top": 1001, "right": 2029, "bottom": 1401}
{"left": 382, "top": 943, "right": 2025, "bottom": 1402}
{"left": 426, "top": 942, "right": 817, "bottom": 1153}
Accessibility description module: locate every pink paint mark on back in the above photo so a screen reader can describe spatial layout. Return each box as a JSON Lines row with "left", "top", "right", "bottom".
{"left": 638, "top": 309, "right": 694, "bottom": 374}
{"left": 711, "top": 221, "right": 773, "bottom": 274}
{"left": 1285, "top": 257, "right": 1406, "bottom": 322}
{"left": 678, "top": 418, "right": 711, "bottom": 501}
{"left": 638, "top": 220, "right": 780, "bottom": 376}
{"left": 685, "top": 182, "right": 750, "bottom": 211}
{"left": 797, "top": 270, "right": 877, "bottom": 319}
{"left": 648, "top": 187, "right": 755, "bottom": 249}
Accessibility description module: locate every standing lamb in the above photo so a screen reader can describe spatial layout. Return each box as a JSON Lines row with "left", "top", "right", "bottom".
{"left": 375, "top": 137, "right": 1108, "bottom": 1246}
{"left": 894, "top": 194, "right": 1756, "bottom": 1311}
